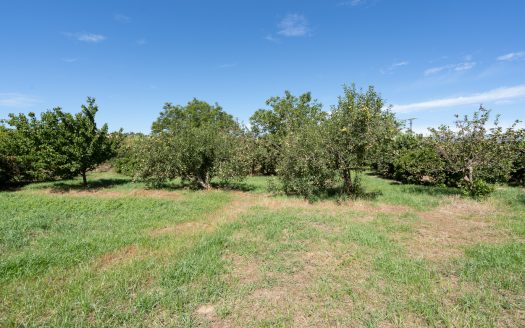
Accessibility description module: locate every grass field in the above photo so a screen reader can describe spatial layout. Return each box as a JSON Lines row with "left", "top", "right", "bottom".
{"left": 1, "top": 172, "right": 524, "bottom": 327}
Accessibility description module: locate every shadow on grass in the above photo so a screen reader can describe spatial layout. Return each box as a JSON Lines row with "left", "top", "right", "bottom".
{"left": 0, "top": 183, "right": 25, "bottom": 192}
{"left": 140, "top": 179, "right": 259, "bottom": 192}
{"left": 367, "top": 172, "right": 462, "bottom": 197}
{"left": 211, "top": 181, "right": 258, "bottom": 192}
{"left": 397, "top": 184, "right": 462, "bottom": 197}
{"left": 48, "top": 178, "right": 131, "bottom": 193}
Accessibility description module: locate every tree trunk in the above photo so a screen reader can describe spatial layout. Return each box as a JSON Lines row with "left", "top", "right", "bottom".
{"left": 467, "top": 164, "right": 474, "bottom": 192}
{"left": 342, "top": 168, "right": 353, "bottom": 195}
{"left": 81, "top": 170, "right": 87, "bottom": 187}
{"left": 197, "top": 172, "right": 212, "bottom": 190}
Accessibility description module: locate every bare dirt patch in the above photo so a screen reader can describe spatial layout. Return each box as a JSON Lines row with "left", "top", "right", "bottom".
{"left": 407, "top": 197, "right": 508, "bottom": 261}
{"left": 256, "top": 197, "right": 410, "bottom": 216}
{"left": 196, "top": 304, "right": 216, "bottom": 320}
{"left": 93, "top": 245, "right": 138, "bottom": 270}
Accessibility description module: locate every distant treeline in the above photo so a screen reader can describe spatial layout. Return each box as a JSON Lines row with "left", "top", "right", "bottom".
{"left": 1, "top": 85, "right": 524, "bottom": 197}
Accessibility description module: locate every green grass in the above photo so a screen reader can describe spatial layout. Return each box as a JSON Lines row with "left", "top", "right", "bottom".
{"left": 1, "top": 172, "right": 524, "bottom": 327}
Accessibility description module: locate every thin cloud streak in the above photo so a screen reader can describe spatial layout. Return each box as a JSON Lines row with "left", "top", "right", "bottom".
{"left": 393, "top": 85, "right": 525, "bottom": 113}
{"left": 380, "top": 61, "right": 408, "bottom": 74}
{"left": 277, "top": 14, "right": 310, "bottom": 37}
{"left": 424, "top": 61, "right": 476, "bottom": 76}
{"left": 0, "top": 93, "right": 40, "bottom": 108}
{"left": 114, "top": 14, "right": 131, "bottom": 23}
{"left": 497, "top": 51, "right": 524, "bottom": 61}
{"left": 64, "top": 32, "right": 106, "bottom": 43}
{"left": 338, "top": 0, "right": 367, "bottom": 6}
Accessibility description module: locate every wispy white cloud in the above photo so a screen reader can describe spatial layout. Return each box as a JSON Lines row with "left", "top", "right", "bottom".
{"left": 136, "top": 38, "right": 147, "bottom": 46}
{"left": 454, "top": 61, "right": 476, "bottom": 71}
{"left": 264, "top": 34, "right": 280, "bottom": 43}
{"left": 64, "top": 32, "right": 107, "bottom": 43}
{"left": 393, "top": 85, "right": 525, "bottom": 113}
{"left": 114, "top": 14, "right": 131, "bottom": 23}
{"left": 424, "top": 61, "right": 476, "bottom": 76}
{"left": 277, "top": 14, "right": 310, "bottom": 37}
{"left": 424, "top": 66, "right": 449, "bottom": 76}
{"left": 497, "top": 51, "right": 524, "bottom": 62}
{"left": 61, "top": 58, "right": 78, "bottom": 63}
{"left": 380, "top": 61, "right": 409, "bottom": 74}
{"left": 338, "top": 0, "right": 366, "bottom": 6}
{"left": 0, "top": 93, "right": 39, "bottom": 108}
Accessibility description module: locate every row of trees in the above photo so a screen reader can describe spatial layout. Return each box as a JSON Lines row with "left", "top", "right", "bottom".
{"left": 374, "top": 108, "right": 525, "bottom": 196}
{"left": 113, "top": 85, "right": 524, "bottom": 198}
{"left": 0, "top": 98, "right": 119, "bottom": 186}
{"left": 2, "top": 87, "right": 524, "bottom": 198}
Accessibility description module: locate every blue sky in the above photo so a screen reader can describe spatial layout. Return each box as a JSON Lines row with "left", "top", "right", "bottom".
{"left": 1, "top": 0, "right": 524, "bottom": 133}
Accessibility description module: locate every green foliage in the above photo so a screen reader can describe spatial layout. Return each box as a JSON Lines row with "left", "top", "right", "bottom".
{"left": 429, "top": 106, "right": 515, "bottom": 196}
{"left": 112, "top": 133, "right": 147, "bottom": 177}
{"left": 393, "top": 145, "right": 445, "bottom": 185}
{"left": 54, "top": 98, "right": 120, "bottom": 184}
{"left": 460, "top": 179, "right": 495, "bottom": 198}
{"left": 249, "top": 91, "right": 326, "bottom": 175}
{"left": 3, "top": 98, "right": 119, "bottom": 185}
{"left": 0, "top": 127, "right": 20, "bottom": 185}
{"left": 277, "top": 123, "right": 335, "bottom": 200}
{"left": 371, "top": 132, "right": 423, "bottom": 178}
{"left": 271, "top": 85, "right": 398, "bottom": 199}
{"left": 508, "top": 129, "right": 525, "bottom": 186}
{"left": 141, "top": 99, "right": 250, "bottom": 189}
{"left": 327, "top": 84, "right": 399, "bottom": 194}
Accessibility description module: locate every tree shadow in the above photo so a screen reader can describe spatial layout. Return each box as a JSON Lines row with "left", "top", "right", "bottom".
{"left": 396, "top": 183, "right": 463, "bottom": 197}
{"left": 211, "top": 181, "right": 257, "bottom": 192}
{"left": 367, "top": 172, "right": 462, "bottom": 197}
{"left": 0, "top": 183, "right": 24, "bottom": 192}
{"left": 47, "top": 178, "right": 131, "bottom": 193}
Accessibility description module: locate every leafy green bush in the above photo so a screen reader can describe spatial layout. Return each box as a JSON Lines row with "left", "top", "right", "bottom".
{"left": 460, "top": 179, "right": 495, "bottom": 198}
{"left": 393, "top": 147, "right": 445, "bottom": 185}
{"left": 277, "top": 125, "right": 335, "bottom": 200}
{"left": 0, "top": 156, "right": 19, "bottom": 186}
{"left": 371, "top": 133, "right": 424, "bottom": 179}
{"left": 249, "top": 91, "right": 326, "bottom": 176}
{"left": 112, "top": 133, "right": 146, "bottom": 177}
{"left": 3, "top": 98, "right": 118, "bottom": 185}
{"left": 430, "top": 106, "right": 515, "bottom": 196}
{"left": 509, "top": 133, "right": 525, "bottom": 186}
{"left": 139, "top": 99, "right": 250, "bottom": 189}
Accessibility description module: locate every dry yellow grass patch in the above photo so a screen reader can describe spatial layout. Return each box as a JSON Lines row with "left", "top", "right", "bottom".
{"left": 35, "top": 188, "right": 184, "bottom": 200}
{"left": 407, "top": 197, "right": 509, "bottom": 261}
{"left": 93, "top": 245, "right": 139, "bottom": 270}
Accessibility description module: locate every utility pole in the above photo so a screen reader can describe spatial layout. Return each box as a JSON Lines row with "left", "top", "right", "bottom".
{"left": 407, "top": 118, "right": 416, "bottom": 133}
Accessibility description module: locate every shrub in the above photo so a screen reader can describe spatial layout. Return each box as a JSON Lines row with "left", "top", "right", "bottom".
{"left": 371, "top": 133, "right": 424, "bottom": 179}
{"left": 113, "top": 133, "right": 147, "bottom": 177}
{"left": 140, "top": 99, "right": 250, "bottom": 189}
{"left": 393, "top": 146, "right": 445, "bottom": 185}
{"left": 429, "top": 106, "right": 515, "bottom": 196}
{"left": 249, "top": 91, "right": 326, "bottom": 175}
{"left": 277, "top": 124, "right": 335, "bottom": 200}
